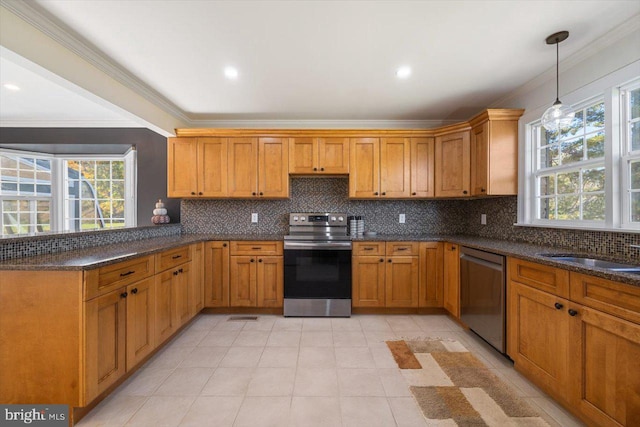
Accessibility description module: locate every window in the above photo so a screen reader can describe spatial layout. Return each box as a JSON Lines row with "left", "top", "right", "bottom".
{"left": 524, "top": 76, "right": 640, "bottom": 231}
{"left": 0, "top": 149, "right": 136, "bottom": 236}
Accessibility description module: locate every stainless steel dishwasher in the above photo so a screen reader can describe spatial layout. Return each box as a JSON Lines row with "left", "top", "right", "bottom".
{"left": 460, "top": 246, "right": 507, "bottom": 354}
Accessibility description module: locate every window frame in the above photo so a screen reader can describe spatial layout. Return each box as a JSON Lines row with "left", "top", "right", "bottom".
{"left": 0, "top": 148, "right": 136, "bottom": 236}
{"left": 620, "top": 81, "right": 640, "bottom": 229}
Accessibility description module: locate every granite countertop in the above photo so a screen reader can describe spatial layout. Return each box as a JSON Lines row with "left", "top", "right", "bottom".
{"left": 1, "top": 233, "right": 638, "bottom": 287}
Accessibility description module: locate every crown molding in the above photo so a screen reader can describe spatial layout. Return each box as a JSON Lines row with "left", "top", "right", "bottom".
{"left": 0, "top": 0, "right": 190, "bottom": 124}
{"left": 0, "top": 119, "right": 143, "bottom": 128}
{"left": 489, "top": 13, "right": 640, "bottom": 109}
{"left": 185, "top": 119, "right": 457, "bottom": 129}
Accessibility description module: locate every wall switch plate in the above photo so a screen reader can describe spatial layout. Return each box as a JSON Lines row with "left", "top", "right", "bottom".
{"left": 399, "top": 213, "right": 406, "bottom": 224}
{"left": 481, "top": 214, "right": 487, "bottom": 225}
{"left": 251, "top": 213, "right": 258, "bottom": 223}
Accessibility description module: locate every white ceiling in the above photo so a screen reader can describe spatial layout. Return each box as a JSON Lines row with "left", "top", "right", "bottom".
{"left": 1, "top": 0, "right": 639, "bottom": 128}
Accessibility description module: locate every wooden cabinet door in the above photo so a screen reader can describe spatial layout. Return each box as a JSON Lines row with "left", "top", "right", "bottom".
{"left": 258, "top": 137, "right": 289, "bottom": 198}
{"left": 257, "top": 256, "right": 283, "bottom": 307}
{"left": 352, "top": 256, "right": 385, "bottom": 307}
{"left": 411, "top": 137, "right": 435, "bottom": 197}
{"left": 507, "top": 281, "right": 570, "bottom": 402}
{"left": 289, "top": 137, "right": 316, "bottom": 174}
{"left": 380, "top": 138, "right": 411, "bottom": 198}
{"left": 204, "top": 241, "right": 230, "bottom": 307}
{"left": 318, "top": 137, "right": 349, "bottom": 174}
{"left": 349, "top": 138, "right": 380, "bottom": 198}
{"left": 228, "top": 138, "right": 258, "bottom": 197}
{"left": 419, "top": 242, "right": 443, "bottom": 307}
{"left": 229, "top": 256, "right": 257, "bottom": 307}
{"left": 568, "top": 305, "right": 640, "bottom": 427}
{"left": 470, "top": 122, "right": 489, "bottom": 196}
{"left": 126, "top": 277, "right": 155, "bottom": 370}
{"left": 385, "top": 256, "right": 419, "bottom": 307}
{"left": 198, "top": 137, "right": 228, "bottom": 197}
{"left": 443, "top": 243, "right": 460, "bottom": 317}
{"left": 191, "top": 243, "right": 204, "bottom": 315}
{"left": 175, "top": 263, "right": 192, "bottom": 326}
{"left": 167, "top": 137, "right": 198, "bottom": 197}
{"left": 155, "top": 269, "right": 176, "bottom": 345}
{"left": 435, "top": 131, "right": 470, "bottom": 197}
{"left": 85, "top": 289, "right": 127, "bottom": 403}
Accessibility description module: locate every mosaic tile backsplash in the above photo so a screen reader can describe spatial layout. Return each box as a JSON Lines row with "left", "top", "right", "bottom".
{"left": 181, "top": 178, "right": 468, "bottom": 235}
{"left": 0, "top": 224, "right": 181, "bottom": 261}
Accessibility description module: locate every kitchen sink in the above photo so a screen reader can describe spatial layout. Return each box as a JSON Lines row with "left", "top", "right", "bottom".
{"left": 540, "top": 254, "right": 640, "bottom": 274}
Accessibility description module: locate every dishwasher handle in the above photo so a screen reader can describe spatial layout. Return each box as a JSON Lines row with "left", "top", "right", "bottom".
{"left": 460, "top": 253, "right": 503, "bottom": 272}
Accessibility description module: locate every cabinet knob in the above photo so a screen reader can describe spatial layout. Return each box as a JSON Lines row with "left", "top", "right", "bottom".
{"left": 320, "top": 167, "right": 325, "bottom": 171}
{"left": 388, "top": 259, "right": 392, "bottom": 263}
{"left": 554, "top": 302, "right": 563, "bottom": 310}
{"left": 463, "top": 190, "right": 468, "bottom": 195}
{"left": 379, "top": 259, "right": 384, "bottom": 262}
{"left": 412, "top": 192, "right": 416, "bottom": 196}
{"left": 252, "top": 192, "right": 257, "bottom": 196}
{"left": 568, "top": 309, "right": 578, "bottom": 317}
{"left": 250, "top": 259, "right": 255, "bottom": 263}
{"left": 374, "top": 192, "right": 379, "bottom": 196}
{"left": 481, "top": 188, "right": 486, "bottom": 193}
{"left": 199, "top": 192, "right": 203, "bottom": 195}
{"left": 179, "top": 268, "right": 183, "bottom": 273}
{"left": 313, "top": 167, "right": 317, "bottom": 171}
{"left": 381, "top": 192, "right": 386, "bottom": 196}
{"left": 173, "top": 271, "right": 179, "bottom": 276}
{"left": 223, "top": 243, "right": 227, "bottom": 247}
{"left": 131, "top": 288, "right": 138, "bottom": 295}
{"left": 191, "top": 192, "right": 196, "bottom": 195}
{"left": 120, "top": 292, "right": 128, "bottom": 298}
{"left": 258, "top": 259, "right": 263, "bottom": 263}
{"left": 259, "top": 192, "right": 264, "bottom": 196}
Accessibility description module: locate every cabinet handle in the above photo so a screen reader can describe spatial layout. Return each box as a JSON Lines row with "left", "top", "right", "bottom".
{"left": 396, "top": 247, "right": 408, "bottom": 251}
{"left": 120, "top": 292, "right": 128, "bottom": 298}
{"left": 363, "top": 247, "right": 374, "bottom": 251}
{"left": 120, "top": 271, "right": 135, "bottom": 277}
{"left": 554, "top": 302, "right": 563, "bottom": 310}
{"left": 568, "top": 309, "right": 578, "bottom": 317}
{"left": 131, "top": 288, "right": 138, "bottom": 294}
{"left": 252, "top": 247, "right": 262, "bottom": 250}
{"left": 173, "top": 270, "right": 179, "bottom": 276}
{"left": 172, "top": 255, "right": 182, "bottom": 259}
{"left": 412, "top": 192, "right": 417, "bottom": 196}
{"left": 463, "top": 190, "right": 468, "bottom": 195}
{"left": 179, "top": 268, "right": 183, "bottom": 273}
{"left": 313, "top": 167, "right": 317, "bottom": 171}
{"left": 320, "top": 167, "right": 325, "bottom": 171}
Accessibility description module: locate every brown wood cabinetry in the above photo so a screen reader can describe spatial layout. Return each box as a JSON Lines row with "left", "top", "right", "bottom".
{"left": 419, "top": 242, "right": 444, "bottom": 307}
{"left": 228, "top": 137, "right": 289, "bottom": 198}
{"left": 229, "top": 241, "right": 283, "bottom": 307}
{"left": 352, "top": 242, "right": 420, "bottom": 308}
{"left": 125, "top": 277, "right": 156, "bottom": 370}
{"left": 469, "top": 110, "right": 523, "bottom": 196}
{"left": 508, "top": 257, "right": 640, "bottom": 426}
{"left": 443, "top": 243, "right": 460, "bottom": 317}
{"left": 289, "top": 137, "right": 349, "bottom": 174}
{"left": 167, "top": 137, "right": 228, "bottom": 198}
{"left": 411, "top": 137, "right": 435, "bottom": 197}
{"left": 349, "top": 138, "right": 380, "bottom": 198}
{"left": 435, "top": 132, "right": 470, "bottom": 197}
{"left": 191, "top": 242, "right": 204, "bottom": 315}
{"left": 204, "top": 241, "right": 230, "bottom": 307}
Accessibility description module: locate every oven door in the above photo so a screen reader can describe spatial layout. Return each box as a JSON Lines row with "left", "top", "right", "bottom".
{"left": 284, "top": 242, "right": 352, "bottom": 299}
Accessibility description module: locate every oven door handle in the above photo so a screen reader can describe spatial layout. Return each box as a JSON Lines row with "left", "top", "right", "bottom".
{"left": 284, "top": 241, "right": 352, "bottom": 250}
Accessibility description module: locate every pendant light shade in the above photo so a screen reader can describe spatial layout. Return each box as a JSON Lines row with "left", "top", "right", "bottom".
{"left": 541, "top": 31, "right": 574, "bottom": 132}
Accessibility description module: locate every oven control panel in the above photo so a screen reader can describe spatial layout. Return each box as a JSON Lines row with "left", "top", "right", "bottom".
{"left": 289, "top": 213, "right": 347, "bottom": 226}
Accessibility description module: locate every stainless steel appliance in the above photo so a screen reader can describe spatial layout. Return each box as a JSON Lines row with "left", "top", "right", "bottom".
{"left": 284, "top": 213, "right": 352, "bottom": 317}
{"left": 460, "top": 246, "right": 507, "bottom": 354}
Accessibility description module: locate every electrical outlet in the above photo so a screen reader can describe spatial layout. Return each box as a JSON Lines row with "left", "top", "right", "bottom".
{"left": 399, "top": 213, "right": 406, "bottom": 224}
{"left": 251, "top": 213, "right": 258, "bottom": 223}
{"left": 481, "top": 214, "right": 487, "bottom": 225}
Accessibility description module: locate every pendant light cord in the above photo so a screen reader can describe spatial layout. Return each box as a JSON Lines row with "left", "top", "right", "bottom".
{"left": 555, "top": 38, "right": 560, "bottom": 104}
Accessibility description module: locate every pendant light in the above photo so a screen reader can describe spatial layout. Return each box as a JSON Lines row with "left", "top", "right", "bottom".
{"left": 541, "top": 31, "right": 574, "bottom": 132}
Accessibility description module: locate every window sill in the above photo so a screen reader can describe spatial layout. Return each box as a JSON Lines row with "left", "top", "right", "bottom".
{"left": 514, "top": 222, "right": 640, "bottom": 234}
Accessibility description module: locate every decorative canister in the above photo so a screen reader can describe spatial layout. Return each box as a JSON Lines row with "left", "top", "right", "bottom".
{"left": 151, "top": 199, "right": 170, "bottom": 224}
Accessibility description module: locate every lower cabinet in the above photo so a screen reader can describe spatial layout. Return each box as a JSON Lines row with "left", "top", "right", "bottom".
{"left": 352, "top": 255, "right": 386, "bottom": 307}
{"left": 85, "top": 288, "right": 127, "bottom": 404}
{"left": 204, "top": 241, "right": 230, "bottom": 307}
{"left": 175, "top": 262, "right": 193, "bottom": 326}
{"left": 229, "top": 241, "right": 283, "bottom": 308}
{"left": 126, "top": 277, "right": 156, "bottom": 370}
{"left": 508, "top": 258, "right": 640, "bottom": 426}
{"left": 443, "top": 243, "right": 460, "bottom": 317}
{"left": 155, "top": 268, "right": 177, "bottom": 344}
{"left": 385, "top": 256, "right": 419, "bottom": 307}
{"left": 191, "top": 242, "right": 204, "bottom": 315}
{"left": 419, "top": 242, "right": 444, "bottom": 307}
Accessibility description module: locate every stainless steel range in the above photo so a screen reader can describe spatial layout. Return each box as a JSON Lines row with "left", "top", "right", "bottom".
{"left": 283, "top": 213, "right": 352, "bottom": 317}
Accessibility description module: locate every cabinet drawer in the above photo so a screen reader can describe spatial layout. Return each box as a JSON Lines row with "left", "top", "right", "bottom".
{"left": 85, "top": 256, "right": 154, "bottom": 300}
{"left": 508, "top": 257, "right": 569, "bottom": 299}
{"left": 230, "top": 241, "right": 283, "bottom": 256}
{"left": 156, "top": 245, "right": 192, "bottom": 272}
{"left": 386, "top": 242, "right": 419, "bottom": 256}
{"left": 353, "top": 242, "right": 385, "bottom": 256}
{"left": 570, "top": 272, "right": 640, "bottom": 324}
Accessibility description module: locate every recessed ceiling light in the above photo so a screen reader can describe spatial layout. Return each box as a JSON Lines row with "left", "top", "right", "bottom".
{"left": 224, "top": 66, "right": 239, "bottom": 80}
{"left": 396, "top": 66, "right": 412, "bottom": 79}
{"left": 3, "top": 83, "right": 20, "bottom": 91}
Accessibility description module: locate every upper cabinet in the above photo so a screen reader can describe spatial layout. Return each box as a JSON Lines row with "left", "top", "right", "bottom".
{"left": 167, "top": 137, "right": 228, "bottom": 198}
{"left": 435, "top": 131, "right": 471, "bottom": 197}
{"left": 469, "top": 109, "right": 524, "bottom": 196}
{"left": 289, "top": 137, "right": 349, "bottom": 174}
{"left": 410, "top": 137, "right": 435, "bottom": 197}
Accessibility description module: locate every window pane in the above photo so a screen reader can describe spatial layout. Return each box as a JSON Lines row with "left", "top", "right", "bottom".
{"left": 557, "top": 171, "right": 579, "bottom": 194}
{"left": 96, "top": 161, "right": 111, "bottom": 180}
{"left": 1, "top": 156, "right": 17, "bottom": 169}
{"left": 112, "top": 162, "right": 125, "bottom": 179}
{"left": 631, "top": 161, "right": 640, "bottom": 189}
{"left": 112, "top": 200, "right": 125, "bottom": 218}
{"left": 3, "top": 200, "right": 17, "bottom": 211}
{"left": 583, "top": 167, "right": 605, "bottom": 192}
{"left": 560, "top": 137, "right": 584, "bottom": 165}
{"left": 112, "top": 181, "right": 125, "bottom": 199}
{"left": 96, "top": 181, "right": 110, "bottom": 198}
{"left": 556, "top": 195, "right": 580, "bottom": 220}
{"left": 539, "top": 175, "right": 555, "bottom": 196}
{"left": 586, "top": 131, "right": 605, "bottom": 159}
{"left": 586, "top": 102, "right": 605, "bottom": 130}
{"left": 1, "top": 183, "right": 17, "bottom": 193}
{"left": 631, "top": 192, "right": 640, "bottom": 223}
{"left": 80, "top": 161, "right": 95, "bottom": 179}
{"left": 631, "top": 121, "right": 640, "bottom": 152}
{"left": 583, "top": 194, "right": 605, "bottom": 220}
{"left": 539, "top": 197, "right": 555, "bottom": 220}
{"left": 99, "top": 200, "right": 112, "bottom": 217}
{"left": 81, "top": 181, "right": 95, "bottom": 199}
{"left": 630, "top": 88, "right": 640, "bottom": 120}
{"left": 541, "top": 145, "right": 560, "bottom": 168}
{"left": 81, "top": 200, "right": 97, "bottom": 219}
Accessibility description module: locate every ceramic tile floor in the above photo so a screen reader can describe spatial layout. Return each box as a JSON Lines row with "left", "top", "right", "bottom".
{"left": 76, "top": 314, "right": 585, "bottom": 427}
